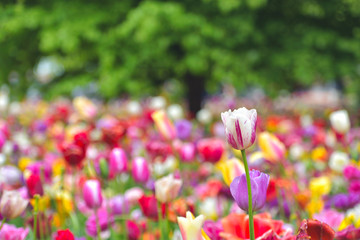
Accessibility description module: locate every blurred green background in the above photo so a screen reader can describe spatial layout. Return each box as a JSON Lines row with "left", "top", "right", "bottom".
{"left": 1, "top": 0, "right": 360, "bottom": 112}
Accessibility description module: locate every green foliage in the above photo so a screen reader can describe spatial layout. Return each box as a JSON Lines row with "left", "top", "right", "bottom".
{"left": 0, "top": 0, "right": 360, "bottom": 100}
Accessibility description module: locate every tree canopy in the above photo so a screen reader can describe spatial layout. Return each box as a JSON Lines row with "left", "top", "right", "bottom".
{"left": 1, "top": 0, "right": 360, "bottom": 104}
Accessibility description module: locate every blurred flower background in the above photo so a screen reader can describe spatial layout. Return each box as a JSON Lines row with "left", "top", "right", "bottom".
{"left": 1, "top": 0, "right": 360, "bottom": 240}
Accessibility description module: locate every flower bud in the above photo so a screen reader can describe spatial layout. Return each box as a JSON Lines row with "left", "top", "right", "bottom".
{"left": 330, "top": 110, "right": 350, "bottom": 134}
{"left": 82, "top": 179, "right": 103, "bottom": 209}
{"left": 131, "top": 157, "right": 150, "bottom": 183}
{"left": 258, "top": 132, "right": 286, "bottom": 162}
{"left": 197, "top": 138, "right": 225, "bottom": 163}
{"left": 151, "top": 110, "right": 176, "bottom": 141}
{"left": 0, "top": 190, "right": 28, "bottom": 219}
{"left": 329, "top": 151, "right": 349, "bottom": 173}
{"left": 99, "top": 158, "right": 109, "bottom": 179}
{"left": 109, "top": 148, "right": 128, "bottom": 176}
{"left": 221, "top": 107, "right": 257, "bottom": 150}
{"left": 155, "top": 174, "right": 182, "bottom": 203}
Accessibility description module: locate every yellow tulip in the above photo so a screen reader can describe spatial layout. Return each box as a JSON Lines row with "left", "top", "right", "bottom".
{"left": 216, "top": 158, "right": 244, "bottom": 186}
{"left": 258, "top": 132, "right": 285, "bottom": 162}
{"left": 309, "top": 176, "right": 331, "bottom": 197}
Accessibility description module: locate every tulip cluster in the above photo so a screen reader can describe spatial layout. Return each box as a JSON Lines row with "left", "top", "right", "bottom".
{"left": 0, "top": 88, "right": 358, "bottom": 240}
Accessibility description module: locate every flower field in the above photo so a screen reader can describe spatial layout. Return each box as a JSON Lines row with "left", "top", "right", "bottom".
{"left": 0, "top": 91, "right": 359, "bottom": 240}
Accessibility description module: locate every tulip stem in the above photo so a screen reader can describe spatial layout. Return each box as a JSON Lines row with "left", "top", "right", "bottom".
{"left": 0, "top": 217, "right": 6, "bottom": 231}
{"left": 158, "top": 201, "right": 165, "bottom": 240}
{"left": 96, "top": 209, "right": 101, "bottom": 240}
{"left": 241, "top": 149, "right": 255, "bottom": 240}
{"left": 33, "top": 195, "right": 40, "bottom": 240}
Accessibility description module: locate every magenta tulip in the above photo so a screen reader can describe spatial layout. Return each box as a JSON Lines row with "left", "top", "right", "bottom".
{"left": 109, "top": 148, "right": 128, "bottom": 176}
{"left": 83, "top": 179, "right": 103, "bottom": 209}
{"left": 131, "top": 157, "right": 150, "bottom": 183}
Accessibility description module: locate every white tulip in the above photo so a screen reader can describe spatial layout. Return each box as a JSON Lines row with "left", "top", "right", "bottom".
{"left": 221, "top": 107, "right": 257, "bottom": 150}
{"left": 329, "top": 151, "right": 349, "bottom": 173}
{"left": 330, "top": 110, "right": 350, "bottom": 134}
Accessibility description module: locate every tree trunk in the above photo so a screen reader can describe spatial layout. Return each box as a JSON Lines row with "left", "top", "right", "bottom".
{"left": 184, "top": 72, "right": 205, "bottom": 117}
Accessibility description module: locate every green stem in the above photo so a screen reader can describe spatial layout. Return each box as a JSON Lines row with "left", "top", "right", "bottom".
{"left": 96, "top": 209, "right": 101, "bottom": 240}
{"left": 158, "top": 201, "right": 164, "bottom": 240}
{"left": 241, "top": 149, "right": 255, "bottom": 240}
{"left": 0, "top": 217, "right": 6, "bottom": 231}
{"left": 33, "top": 195, "right": 40, "bottom": 240}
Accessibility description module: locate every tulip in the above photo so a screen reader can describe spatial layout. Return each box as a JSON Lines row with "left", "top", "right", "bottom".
{"left": 131, "top": 157, "right": 150, "bottom": 183}
{"left": 203, "top": 220, "right": 223, "bottom": 240}
{"left": 73, "top": 96, "right": 97, "bottom": 119}
{"left": 85, "top": 209, "right": 113, "bottom": 238}
{"left": 216, "top": 158, "right": 245, "bottom": 186}
{"left": 61, "top": 142, "right": 85, "bottom": 167}
{"left": 258, "top": 132, "right": 286, "bottom": 162}
{"left": 0, "top": 131, "right": 5, "bottom": 151}
{"left": 230, "top": 170, "right": 270, "bottom": 212}
{"left": 26, "top": 174, "right": 44, "bottom": 198}
{"left": 221, "top": 107, "right": 257, "bottom": 150}
{"left": 55, "top": 229, "right": 75, "bottom": 240}
{"left": 329, "top": 109, "right": 350, "bottom": 134}
{"left": 155, "top": 174, "right": 182, "bottom": 203}
{"left": 197, "top": 138, "right": 225, "bottom": 163}
{"left": 0, "top": 224, "right": 29, "bottom": 240}
{"left": 167, "top": 104, "right": 184, "bottom": 120}
{"left": 0, "top": 166, "right": 23, "bottom": 188}
{"left": 82, "top": 179, "right": 103, "bottom": 209}
{"left": 178, "top": 142, "right": 196, "bottom": 162}
{"left": 151, "top": 110, "right": 176, "bottom": 141}
{"left": 297, "top": 219, "right": 335, "bottom": 240}
{"left": 177, "top": 211, "right": 205, "bottom": 240}
{"left": 0, "top": 190, "right": 28, "bottom": 220}
{"left": 175, "top": 120, "right": 192, "bottom": 140}
{"left": 127, "top": 220, "right": 141, "bottom": 240}
{"left": 197, "top": 108, "right": 212, "bottom": 125}
{"left": 149, "top": 96, "right": 166, "bottom": 110}
{"left": 329, "top": 151, "right": 349, "bottom": 173}
{"left": 110, "top": 195, "right": 129, "bottom": 216}
{"left": 313, "top": 209, "right": 344, "bottom": 230}
{"left": 109, "top": 148, "right": 128, "bottom": 176}
{"left": 127, "top": 100, "right": 142, "bottom": 116}
{"left": 309, "top": 176, "right": 331, "bottom": 198}
{"left": 138, "top": 195, "right": 159, "bottom": 219}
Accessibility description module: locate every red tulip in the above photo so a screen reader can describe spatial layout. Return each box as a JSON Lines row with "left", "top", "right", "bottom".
{"left": 26, "top": 174, "right": 43, "bottom": 198}
{"left": 127, "top": 220, "right": 141, "bottom": 240}
{"left": 197, "top": 138, "right": 225, "bottom": 163}
{"left": 138, "top": 195, "right": 159, "bottom": 220}
{"left": 61, "top": 142, "right": 85, "bottom": 166}
{"left": 55, "top": 229, "right": 75, "bottom": 240}
{"left": 296, "top": 219, "right": 335, "bottom": 240}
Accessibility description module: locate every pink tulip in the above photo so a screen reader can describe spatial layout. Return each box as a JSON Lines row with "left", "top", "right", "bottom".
{"left": 0, "top": 224, "right": 29, "bottom": 240}
{"left": 109, "top": 148, "right": 128, "bottom": 176}
{"left": 178, "top": 142, "right": 196, "bottom": 162}
{"left": 82, "top": 180, "right": 103, "bottom": 209}
{"left": 131, "top": 157, "right": 150, "bottom": 183}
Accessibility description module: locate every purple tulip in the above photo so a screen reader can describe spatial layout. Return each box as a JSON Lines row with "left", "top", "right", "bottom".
{"left": 230, "top": 170, "right": 269, "bottom": 212}
{"left": 131, "top": 157, "right": 150, "bottom": 183}
{"left": 83, "top": 179, "right": 103, "bottom": 209}
{"left": 327, "top": 193, "right": 360, "bottom": 210}
{"left": 109, "top": 148, "right": 128, "bottom": 176}
{"left": 110, "top": 195, "right": 129, "bottom": 216}
{"left": 175, "top": 120, "right": 192, "bottom": 140}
